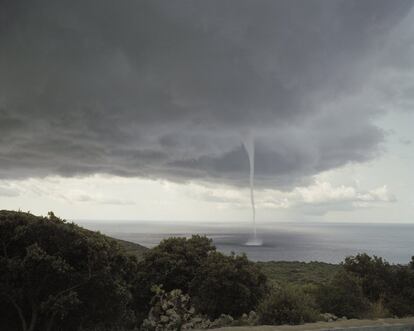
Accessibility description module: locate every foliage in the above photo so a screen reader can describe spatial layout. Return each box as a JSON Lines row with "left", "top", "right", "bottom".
{"left": 343, "top": 253, "right": 393, "bottom": 302}
{"left": 141, "top": 286, "right": 196, "bottom": 331}
{"left": 257, "top": 285, "right": 319, "bottom": 325}
{"left": 257, "top": 261, "right": 340, "bottom": 286}
{"left": 138, "top": 236, "right": 215, "bottom": 293}
{"left": 0, "top": 210, "right": 139, "bottom": 331}
{"left": 342, "top": 253, "right": 414, "bottom": 317}
{"left": 315, "top": 270, "right": 369, "bottom": 318}
{"left": 134, "top": 236, "right": 216, "bottom": 321}
{"left": 3, "top": 209, "right": 414, "bottom": 330}
{"left": 313, "top": 253, "right": 414, "bottom": 319}
{"left": 190, "top": 252, "right": 267, "bottom": 319}
{"left": 138, "top": 237, "right": 267, "bottom": 320}
{"left": 261, "top": 253, "right": 414, "bottom": 321}
{"left": 385, "top": 265, "right": 414, "bottom": 317}
{"left": 115, "top": 238, "right": 149, "bottom": 260}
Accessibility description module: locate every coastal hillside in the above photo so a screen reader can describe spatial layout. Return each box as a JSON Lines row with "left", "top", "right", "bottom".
{"left": 114, "top": 237, "right": 149, "bottom": 259}
{"left": 2, "top": 210, "right": 414, "bottom": 331}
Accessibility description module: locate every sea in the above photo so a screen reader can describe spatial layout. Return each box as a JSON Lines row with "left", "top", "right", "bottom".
{"left": 78, "top": 221, "right": 414, "bottom": 264}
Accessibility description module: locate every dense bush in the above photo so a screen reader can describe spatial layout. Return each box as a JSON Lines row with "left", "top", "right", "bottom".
{"left": 312, "top": 253, "right": 414, "bottom": 319}
{"left": 137, "top": 237, "right": 267, "bottom": 320}
{"left": 343, "top": 253, "right": 393, "bottom": 302}
{"left": 342, "top": 253, "right": 414, "bottom": 317}
{"left": 138, "top": 236, "right": 216, "bottom": 293}
{"left": 190, "top": 252, "right": 267, "bottom": 318}
{"left": 257, "top": 286, "right": 319, "bottom": 325}
{"left": 0, "top": 212, "right": 269, "bottom": 329}
{"left": 385, "top": 265, "right": 414, "bottom": 317}
{"left": 0, "top": 210, "right": 139, "bottom": 331}
{"left": 134, "top": 236, "right": 216, "bottom": 321}
{"left": 315, "top": 270, "right": 369, "bottom": 318}
{"left": 258, "top": 253, "right": 414, "bottom": 324}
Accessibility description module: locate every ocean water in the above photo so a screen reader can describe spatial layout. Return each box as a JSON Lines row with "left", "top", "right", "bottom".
{"left": 79, "top": 221, "right": 414, "bottom": 264}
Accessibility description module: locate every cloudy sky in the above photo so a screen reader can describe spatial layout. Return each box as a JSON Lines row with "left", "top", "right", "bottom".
{"left": 1, "top": 0, "right": 414, "bottom": 223}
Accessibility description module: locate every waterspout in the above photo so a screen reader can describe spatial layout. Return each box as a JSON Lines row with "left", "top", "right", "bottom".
{"left": 243, "top": 135, "right": 262, "bottom": 246}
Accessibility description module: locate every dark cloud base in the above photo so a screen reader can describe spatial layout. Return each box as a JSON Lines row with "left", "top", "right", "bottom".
{"left": 0, "top": 0, "right": 412, "bottom": 187}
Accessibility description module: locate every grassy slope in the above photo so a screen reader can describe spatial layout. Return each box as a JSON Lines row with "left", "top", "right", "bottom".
{"left": 113, "top": 238, "right": 149, "bottom": 259}
{"left": 257, "top": 260, "right": 341, "bottom": 286}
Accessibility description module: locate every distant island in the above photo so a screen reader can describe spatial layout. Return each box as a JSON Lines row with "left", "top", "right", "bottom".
{"left": 1, "top": 210, "right": 414, "bottom": 331}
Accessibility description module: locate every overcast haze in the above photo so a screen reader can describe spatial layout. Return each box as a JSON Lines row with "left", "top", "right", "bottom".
{"left": 1, "top": 0, "right": 414, "bottom": 223}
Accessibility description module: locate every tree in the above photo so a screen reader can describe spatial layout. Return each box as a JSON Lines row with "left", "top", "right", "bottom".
{"left": 134, "top": 235, "right": 216, "bottom": 320}
{"left": 189, "top": 252, "right": 267, "bottom": 318}
{"left": 138, "top": 236, "right": 215, "bottom": 292}
{"left": 136, "top": 237, "right": 267, "bottom": 320}
{"left": 339, "top": 254, "right": 414, "bottom": 318}
{"left": 315, "top": 270, "right": 369, "bottom": 318}
{"left": 343, "top": 253, "right": 393, "bottom": 302}
{"left": 0, "top": 210, "right": 139, "bottom": 331}
{"left": 386, "top": 265, "right": 414, "bottom": 316}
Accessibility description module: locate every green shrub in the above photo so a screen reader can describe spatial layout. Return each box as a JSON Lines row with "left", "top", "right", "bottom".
{"left": 315, "top": 270, "right": 369, "bottom": 318}
{"left": 257, "top": 286, "right": 319, "bottom": 325}
{"left": 385, "top": 265, "right": 414, "bottom": 317}
{"left": 138, "top": 238, "right": 267, "bottom": 321}
{"left": 134, "top": 236, "right": 216, "bottom": 321}
{"left": 342, "top": 253, "right": 414, "bottom": 318}
{"left": 138, "top": 236, "right": 216, "bottom": 293}
{"left": 190, "top": 252, "right": 267, "bottom": 319}
{"left": 343, "top": 253, "right": 393, "bottom": 302}
{"left": 0, "top": 210, "right": 140, "bottom": 331}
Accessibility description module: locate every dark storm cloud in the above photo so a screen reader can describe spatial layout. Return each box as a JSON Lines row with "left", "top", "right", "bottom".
{"left": 0, "top": 0, "right": 413, "bottom": 187}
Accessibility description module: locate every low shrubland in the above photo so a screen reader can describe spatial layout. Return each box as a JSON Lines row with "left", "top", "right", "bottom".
{"left": 1, "top": 210, "right": 414, "bottom": 331}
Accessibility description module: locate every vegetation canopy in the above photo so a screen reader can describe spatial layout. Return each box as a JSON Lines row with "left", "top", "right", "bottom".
{"left": 1, "top": 210, "right": 414, "bottom": 331}
{"left": 0, "top": 210, "right": 138, "bottom": 331}
{"left": 136, "top": 235, "right": 267, "bottom": 320}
